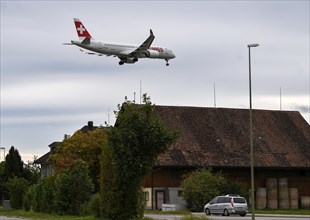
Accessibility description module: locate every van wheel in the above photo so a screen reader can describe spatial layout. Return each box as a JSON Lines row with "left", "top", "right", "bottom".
{"left": 240, "top": 214, "right": 246, "bottom": 217}
{"left": 223, "top": 209, "right": 230, "bottom": 216}
{"left": 205, "top": 208, "right": 211, "bottom": 215}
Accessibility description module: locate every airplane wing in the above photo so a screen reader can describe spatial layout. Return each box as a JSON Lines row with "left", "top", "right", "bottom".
{"left": 128, "top": 29, "right": 154, "bottom": 57}
{"left": 79, "top": 49, "right": 103, "bottom": 56}
{"left": 79, "top": 49, "right": 116, "bottom": 57}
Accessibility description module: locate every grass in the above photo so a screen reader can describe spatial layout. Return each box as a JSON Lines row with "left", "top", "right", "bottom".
{"left": 0, "top": 208, "right": 97, "bottom": 220}
{"left": 255, "top": 209, "right": 310, "bottom": 215}
{"left": 0, "top": 208, "right": 157, "bottom": 220}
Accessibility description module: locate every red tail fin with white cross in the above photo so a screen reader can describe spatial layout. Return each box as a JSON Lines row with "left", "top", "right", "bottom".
{"left": 73, "top": 18, "right": 92, "bottom": 41}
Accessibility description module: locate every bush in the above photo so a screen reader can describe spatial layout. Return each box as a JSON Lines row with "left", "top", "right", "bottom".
{"left": 23, "top": 184, "right": 36, "bottom": 211}
{"left": 54, "top": 161, "right": 94, "bottom": 215}
{"left": 220, "top": 179, "right": 247, "bottom": 198}
{"left": 6, "top": 177, "right": 29, "bottom": 209}
{"left": 181, "top": 169, "right": 225, "bottom": 212}
{"left": 181, "top": 169, "right": 246, "bottom": 212}
{"left": 79, "top": 199, "right": 92, "bottom": 216}
{"left": 90, "top": 193, "right": 101, "bottom": 217}
{"left": 32, "top": 176, "right": 56, "bottom": 213}
{"left": 23, "top": 193, "right": 31, "bottom": 211}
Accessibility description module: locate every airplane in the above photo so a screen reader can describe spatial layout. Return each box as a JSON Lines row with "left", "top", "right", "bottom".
{"left": 65, "top": 18, "right": 175, "bottom": 66}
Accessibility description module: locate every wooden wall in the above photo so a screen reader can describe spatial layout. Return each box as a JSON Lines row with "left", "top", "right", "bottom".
{"left": 142, "top": 167, "right": 310, "bottom": 197}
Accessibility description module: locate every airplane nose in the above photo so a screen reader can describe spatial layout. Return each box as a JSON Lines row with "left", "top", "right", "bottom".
{"left": 171, "top": 52, "right": 176, "bottom": 59}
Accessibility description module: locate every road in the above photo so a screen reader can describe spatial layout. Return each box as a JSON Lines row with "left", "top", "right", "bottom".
{"left": 205, "top": 215, "right": 310, "bottom": 220}
{"left": 1, "top": 214, "right": 310, "bottom": 220}
{"left": 144, "top": 213, "right": 310, "bottom": 220}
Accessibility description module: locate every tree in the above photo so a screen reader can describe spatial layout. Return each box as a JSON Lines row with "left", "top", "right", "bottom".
{"left": 100, "top": 95, "right": 177, "bottom": 220}
{"left": 30, "top": 162, "right": 93, "bottom": 215}
{"left": 1, "top": 147, "right": 40, "bottom": 208}
{"left": 181, "top": 169, "right": 226, "bottom": 212}
{"left": 54, "top": 161, "right": 94, "bottom": 215}
{"left": 32, "top": 175, "right": 56, "bottom": 213}
{"left": 0, "top": 161, "right": 7, "bottom": 205}
{"left": 50, "top": 128, "right": 107, "bottom": 191}
{"left": 6, "top": 177, "right": 29, "bottom": 209}
{"left": 2, "top": 147, "right": 25, "bottom": 207}
{"left": 4, "top": 146, "right": 23, "bottom": 179}
{"left": 23, "top": 156, "right": 40, "bottom": 185}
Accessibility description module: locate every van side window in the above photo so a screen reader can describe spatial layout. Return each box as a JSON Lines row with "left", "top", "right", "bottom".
{"left": 211, "top": 197, "right": 218, "bottom": 204}
{"left": 218, "top": 197, "right": 225, "bottom": 203}
{"left": 224, "top": 197, "right": 231, "bottom": 203}
{"left": 234, "top": 198, "right": 246, "bottom": 203}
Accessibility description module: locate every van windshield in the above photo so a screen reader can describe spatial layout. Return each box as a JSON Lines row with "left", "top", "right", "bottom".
{"left": 234, "top": 198, "right": 246, "bottom": 203}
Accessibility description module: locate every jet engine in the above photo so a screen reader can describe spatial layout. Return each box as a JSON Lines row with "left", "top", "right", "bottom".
{"left": 144, "top": 50, "right": 159, "bottom": 58}
{"left": 125, "top": 57, "right": 138, "bottom": 63}
{"left": 119, "top": 57, "right": 138, "bottom": 65}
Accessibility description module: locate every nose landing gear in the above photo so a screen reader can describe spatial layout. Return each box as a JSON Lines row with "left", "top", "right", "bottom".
{"left": 165, "top": 59, "right": 170, "bottom": 66}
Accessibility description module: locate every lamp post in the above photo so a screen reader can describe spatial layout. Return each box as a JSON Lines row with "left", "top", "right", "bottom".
{"left": 248, "top": 43, "right": 259, "bottom": 220}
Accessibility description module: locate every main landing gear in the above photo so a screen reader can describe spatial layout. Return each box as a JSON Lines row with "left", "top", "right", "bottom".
{"left": 119, "top": 61, "right": 124, "bottom": 65}
{"left": 165, "top": 59, "right": 170, "bottom": 66}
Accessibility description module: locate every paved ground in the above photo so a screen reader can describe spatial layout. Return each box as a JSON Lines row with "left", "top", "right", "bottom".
{"left": 144, "top": 213, "right": 310, "bottom": 220}
{"left": 206, "top": 214, "right": 310, "bottom": 220}
{"left": 1, "top": 214, "right": 310, "bottom": 220}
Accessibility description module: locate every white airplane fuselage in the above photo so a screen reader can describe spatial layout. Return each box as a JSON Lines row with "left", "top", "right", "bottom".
{"left": 71, "top": 40, "right": 175, "bottom": 63}
{"left": 68, "top": 18, "right": 175, "bottom": 65}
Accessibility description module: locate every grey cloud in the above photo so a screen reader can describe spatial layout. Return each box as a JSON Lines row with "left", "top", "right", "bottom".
{"left": 1, "top": 1, "right": 309, "bottom": 161}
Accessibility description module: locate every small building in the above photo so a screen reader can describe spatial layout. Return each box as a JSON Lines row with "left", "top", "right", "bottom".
{"left": 35, "top": 141, "right": 61, "bottom": 178}
{"left": 142, "top": 106, "right": 310, "bottom": 210}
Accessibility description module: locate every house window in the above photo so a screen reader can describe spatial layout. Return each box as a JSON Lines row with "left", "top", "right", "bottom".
{"left": 143, "top": 191, "right": 149, "bottom": 201}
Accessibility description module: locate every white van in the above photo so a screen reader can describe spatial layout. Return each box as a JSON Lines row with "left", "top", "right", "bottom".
{"left": 204, "top": 195, "right": 247, "bottom": 216}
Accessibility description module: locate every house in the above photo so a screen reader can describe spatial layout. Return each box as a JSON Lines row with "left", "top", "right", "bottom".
{"left": 141, "top": 106, "right": 310, "bottom": 210}
{"left": 35, "top": 108, "right": 309, "bottom": 210}
{"left": 35, "top": 141, "right": 61, "bottom": 178}
{"left": 35, "top": 121, "right": 99, "bottom": 178}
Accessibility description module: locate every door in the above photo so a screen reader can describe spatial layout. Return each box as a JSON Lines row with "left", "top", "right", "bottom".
{"left": 155, "top": 190, "right": 165, "bottom": 210}
{"left": 209, "top": 197, "right": 219, "bottom": 214}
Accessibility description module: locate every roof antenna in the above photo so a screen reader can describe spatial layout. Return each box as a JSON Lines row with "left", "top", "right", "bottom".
{"left": 214, "top": 82, "right": 216, "bottom": 108}
{"left": 105, "top": 108, "right": 112, "bottom": 126}
{"left": 134, "top": 92, "right": 136, "bottom": 103}
{"left": 280, "top": 87, "right": 282, "bottom": 110}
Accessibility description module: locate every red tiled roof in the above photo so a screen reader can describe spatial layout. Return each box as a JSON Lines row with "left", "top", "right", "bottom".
{"left": 153, "top": 106, "right": 310, "bottom": 168}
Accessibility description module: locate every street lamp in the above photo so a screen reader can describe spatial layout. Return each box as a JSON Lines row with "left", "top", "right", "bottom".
{"left": 248, "top": 43, "right": 259, "bottom": 220}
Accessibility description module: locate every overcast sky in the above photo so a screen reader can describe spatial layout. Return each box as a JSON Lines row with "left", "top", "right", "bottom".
{"left": 1, "top": 1, "right": 309, "bottom": 162}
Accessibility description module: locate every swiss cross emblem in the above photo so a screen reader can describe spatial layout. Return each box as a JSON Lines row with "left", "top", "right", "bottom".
{"left": 77, "top": 24, "right": 86, "bottom": 35}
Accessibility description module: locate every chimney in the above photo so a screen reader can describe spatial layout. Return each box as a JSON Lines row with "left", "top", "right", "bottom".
{"left": 88, "top": 121, "right": 93, "bottom": 128}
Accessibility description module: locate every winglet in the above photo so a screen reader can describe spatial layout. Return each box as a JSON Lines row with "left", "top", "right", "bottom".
{"left": 150, "top": 29, "right": 154, "bottom": 36}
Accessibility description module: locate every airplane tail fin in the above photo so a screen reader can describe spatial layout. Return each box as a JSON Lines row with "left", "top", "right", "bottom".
{"left": 73, "top": 18, "right": 92, "bottom": 41}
